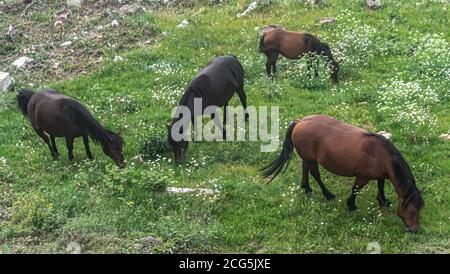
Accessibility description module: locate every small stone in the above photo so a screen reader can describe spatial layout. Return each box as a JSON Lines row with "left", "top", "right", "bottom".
{"left": 176, "top": 19, "right": 189, "bottom": 29}
{"left": 377, "top": 131, "right": 392, "bottom": 140}
{"left": 237, "top": 1, "right": 257, "bottom": 18}
{"left": 141, "top": 236, "right": 162, "bottom": 245}
{"left": 5, "top": 24, "right": 16, "bottom": 38}
{"left": 319, "top": 17, "right": 337, "bottom": 25}
{"left": 54, "top": 20, "right": 63, "bottom": 30}
{"left": 166, "top": 187, "right": 217, "bottom": 195}
{"left": 66, "top": 242, "right": 81, "bottom": 254}
{"left": 12, "top": 56, "right": 34, "bottom": 69}
{"left": 111, "top": 19, "right": 119, "bottom": 27}
{"left": 0, "top": 72, "right": 15, "bottom": 92}
{"left": 119, "top": 4, "right": 141, "bottom": 15}
{"left": 131, "top": 154, "right": 144, "bottom": 163}
{"left": 67, "top": 0, "right": 82, "bottom": 7}
{"left": 61, "top": 41, "right": 72, "bottom": 47}
{"left": 366, "top": 0, "right": 382, "bottom": 9}
{"left": 439, "top": 133, "right": 450, "bottom": 141}
{"left": 367, "top": 242, "right": 381, "bottom": 254}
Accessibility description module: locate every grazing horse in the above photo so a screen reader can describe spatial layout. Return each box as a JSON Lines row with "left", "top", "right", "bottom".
{"left": 261, "top": 114, "right": 424, "bottom": 232}
{"left": 17, "top": 88, "right": 125, "bottom": 168}
{"left": 259, "top": 26, "right": 340, "bottom": 83}
{"left": 167, "top": 55, "right": 248, "bottom": 163}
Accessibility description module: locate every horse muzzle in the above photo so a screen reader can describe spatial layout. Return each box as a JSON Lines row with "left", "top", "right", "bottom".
{"left": 405, "top": 225, "right": 420, "bottom": 233}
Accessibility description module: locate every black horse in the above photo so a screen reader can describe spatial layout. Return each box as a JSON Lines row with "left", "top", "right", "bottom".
{"left": 17, "top": 88, "right": 125, "bottom": 168}
{"left": 167, "top": 55, "right": 248, "bottom": 163}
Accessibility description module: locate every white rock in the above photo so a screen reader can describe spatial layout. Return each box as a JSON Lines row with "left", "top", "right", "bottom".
{"left": 114, "top": 56, "right": 124, "bottom": 62}
{"left": 5, "top": 24, "right": 16, "bottom": 37}
{"left": 119, "top": 4, "right": 141, "bottom": 15}
{"left": 66, "top": 242, "right": 81, "bottom": 254}
{"left": 366, "top": 0, "right": 382, "bottom": 9}
{"left": 319, "top": 17, "right": 337, "bottom": 24}
{"left": 111, "top": 19, "right": 119, "bottom": 27}
{"left": 377, "top": 131, "right": 392, "bottom": 140}
{"left": 67, "top": 0, "right": 82, "bottom": 7}
{"left": 237, "top": 1, "right": 257, "bottom": 18}
{"left": 61, "top": 41, "right": 72, "bottom": 47}
{"left": 439, "top": 133, "right": 450, "bottom": 141}
{"left": 166, "top": 187, "right": 217, "bottom": 195}
{"left": 0, "top": 72, "right": 15, "bottom": 92}
{"left": 176, "top": 19, "right": 189, "bottom": 29}
{"left": 367, "top": 242, "right": 381, "bottom": 254}
{"left": 12, "top": 56, "right": 34, "bottom": 69}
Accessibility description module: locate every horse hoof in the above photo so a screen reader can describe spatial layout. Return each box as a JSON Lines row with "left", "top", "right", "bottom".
{"left": 305, "top": 191, "right": 314, "bottom": 197}
{"left": 325, "top": 193, "right": 336, "bottom": 201}
{"left": 348, "top": 206, "right": 357, "bottom": 212}
{"left": 377, "top": 197, "right": 392, "bottom": 207}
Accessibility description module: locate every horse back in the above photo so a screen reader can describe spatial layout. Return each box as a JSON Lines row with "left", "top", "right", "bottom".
{"left": 292, "top": 115, "right": 391, "bottom": 178}
{"left": 27, "top": 89, "right": 85, "bottom": 137}
{"left": 263, "top": 29, "right": 320, "bottom": 59}
{"left": 188, "top": 56, "right": 243, "bottom": 107}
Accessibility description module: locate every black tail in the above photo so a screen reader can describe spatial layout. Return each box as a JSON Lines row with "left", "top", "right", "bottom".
{"left": 261, "top": 121, "right": 297, "bottom": 182}
{"left": 259, "top": 34, "right": 266, "bottom": 53}
{"left": 16, "top": 89, "right": 35, "bottom": 117}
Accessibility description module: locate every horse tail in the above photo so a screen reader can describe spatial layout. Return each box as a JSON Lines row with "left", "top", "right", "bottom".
{"left": 261, "top": 121, "right": 298, "bottom": 182}
{"left": 259, "top": 34, "right": 266, "bottom": 53}
{"left": 16, "top": 89, "right": 35, "bottom": 117}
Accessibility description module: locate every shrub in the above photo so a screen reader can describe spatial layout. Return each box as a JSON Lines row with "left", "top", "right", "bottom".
{"left": 12, "top": 192, "right": 62, "bottom": 233}
{"left": 139, "top": 128, "right": 170, "bottom": 160}
{"left": 102, "top": 164, "right": 170, "bottom": 196}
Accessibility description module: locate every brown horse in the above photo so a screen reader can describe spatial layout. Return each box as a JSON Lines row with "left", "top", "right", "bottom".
{"left": 259, "top": 26, "right": 340, "bottom": 83}
{"left": 261, "top": 114, "right": 424, "bottom": 233}
{"left": 17, "top": 88, "right": 125, "bottom": 168}
{"left": 168, "top": 55, "right": 248, "bottom": 163}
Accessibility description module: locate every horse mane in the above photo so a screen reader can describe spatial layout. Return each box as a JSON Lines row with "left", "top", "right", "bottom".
{"left": 16, "top": 89, "right": 35, "bottom": 117}
{"left": 365, "top": 133, "right": 424, "bottom": 209}
{"left": 61, "top": 99, "right": 123, "bottom": 148}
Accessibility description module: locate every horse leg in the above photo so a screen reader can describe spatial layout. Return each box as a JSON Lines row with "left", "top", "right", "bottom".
{"left": 66, "top": 137, "right": 74, "bottom": 161}
{"left": 376, "top": 179, "right": 391, "bottom": 207}
{"left": 308, "top": 161, "right": 335, "bottom": 200}
{"left": 222, "top": 104, "right": 228, "bottom": 140}
{"left": 307, "top": 58, "right": 312, "bottom": 79}
{"left": 347, "top": 176, "right": 369, "bottom": 211}
{"left": 268, "top": 51, "right": 279, "bottom": 78}
{"left": 266, "top": 58, "right": 272, "bottom": 77}
{"left": 301, "top": 161, "right": 313, "bottom": 195}
{"left": 236, "top": 86, "right": 249, "bottom": 121}
{"left": 314, "top": 58, "right": 319, "bottom": 78}
{"left": 34, "top": 128, "right": 58, "bottom": 159}
{"left": 83, "top": 135, "right": 93, "bottom": 160}
{"left": 50, "top": 136, "right": 60, "bottom": 157}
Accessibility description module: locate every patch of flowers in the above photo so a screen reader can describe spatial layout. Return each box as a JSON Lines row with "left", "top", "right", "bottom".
{"left": 408, "top": 33, "right": 450, "bottom": 85}
{"left": 376, "top": 79, "right": 440, "bottom": 141}
{"left": 149, "top": 84, "right": 184, "bottom": 106}
{"left": 0, "top": 157, "right": 16, "bottom": 183}
{"left": 332, "top": 20, "right": 377, "bottom": 68}
{"left": 147, "top": 61, "right": 183, "bottom": 76}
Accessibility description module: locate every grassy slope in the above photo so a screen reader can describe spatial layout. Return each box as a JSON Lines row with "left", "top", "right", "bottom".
{"left": 0, "top": 1, "right": 449, "bottom": 253}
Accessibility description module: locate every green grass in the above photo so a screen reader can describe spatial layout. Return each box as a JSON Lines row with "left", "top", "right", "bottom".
{"left": 0, "top": 0, "right": 449, "bottom": 253}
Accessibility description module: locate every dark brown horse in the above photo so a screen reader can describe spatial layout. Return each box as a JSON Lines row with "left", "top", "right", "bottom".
{"left": 259, "top": 26, "right": 340, "bottom": 83}
{"left": 261, "top": 115, "right": 424, "bottom": 232}
{"left": 17, "top": 88, "right": 125, "bottom": 168}
{"left": 168, "top": 55, "right": 248, "bottom": 163}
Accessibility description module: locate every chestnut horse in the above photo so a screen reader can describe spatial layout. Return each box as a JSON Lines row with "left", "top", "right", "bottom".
{"left": 259, "top": 26, "right": 339, "bottom": 83}
{"left": 261, "top": 115, "right": 424, "bottom": 232}
{"left": 17, "top": 88, "right": 125, "bottom": 168}
{"left": 168, "top": 55, "right": 248, "bottom": 163}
